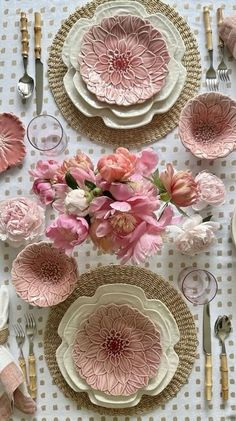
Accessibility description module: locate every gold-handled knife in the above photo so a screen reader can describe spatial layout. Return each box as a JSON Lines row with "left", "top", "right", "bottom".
{"left": 34, "top": 12, "right": 43, "bottom": 115}
{"left": 203, "top": 303, "right": 212, "bottom": 400}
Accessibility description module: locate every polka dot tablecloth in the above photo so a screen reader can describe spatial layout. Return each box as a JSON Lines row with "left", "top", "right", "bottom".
{"left": 0, "top": 0, "right": 236, "bottom": 420}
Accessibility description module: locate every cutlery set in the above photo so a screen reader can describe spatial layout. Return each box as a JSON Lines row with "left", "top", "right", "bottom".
{"left": 203, "top": 6, "right": 230, "bottom": 91}
{"left": 203, "top": 304, "right": 232, "bottom": 401}
{"left": 14, "top": 314, "right": 37, "bottom": 400}
{"left": 18, "top": 11, "right": 43, "bottom": 114}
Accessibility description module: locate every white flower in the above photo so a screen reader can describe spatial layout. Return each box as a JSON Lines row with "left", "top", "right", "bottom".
{"left": 65, "top": 189, "right": 90, "bottom": 216}
{"left": 193, "top": 171, "right": 226, "bottom": 211}
{"left": 167, "top": 214, "right": 220, "bottom": 256}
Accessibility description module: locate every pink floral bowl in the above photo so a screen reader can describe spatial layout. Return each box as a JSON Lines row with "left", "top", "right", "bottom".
{"left": 78, "top": 15, "right": 170, "bottom": 106}
{"left": 0, "top": 113, "right": 26, "bottom": 173}
{"left": 178, "top": 92, "right": 236, "bottom": 159}
{"left": 72, "top": 303, "right": 162, "bottom": 396}
{"left": 11, "top": 242, "right": 78, "bottom": 307}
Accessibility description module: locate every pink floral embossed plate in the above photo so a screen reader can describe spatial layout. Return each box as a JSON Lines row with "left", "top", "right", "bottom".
{"left": 72, "top": 303, "right": 162, "bottom": 396}
{"left": 78, "top": 15, "right": 170, "bottom": 106}
{"left": 179, "top": 92, "right": 236, "bottom": 160}
{"left": 0, "top": 113, "right": 26, "bottom": 173}
{"left": 11, "top": 242, "right": 78, "bottom": 307}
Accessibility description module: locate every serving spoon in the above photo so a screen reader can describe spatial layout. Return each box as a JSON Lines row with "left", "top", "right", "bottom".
{"left": 17, "top": 12, "right": 34, "bottom": 100}
{"left": 214, "top": 315, "right": 232, "bottom": 400}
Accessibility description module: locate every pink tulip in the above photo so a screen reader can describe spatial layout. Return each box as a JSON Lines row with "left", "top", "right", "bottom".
{"left": 46, "top": 214, "right": 89, "bottom": 253}
{"left": 160, "top": 163, "right": 199, "bottom": 207}
{"left": 32, "top": 179, "right": 55, "bottom": 205}
{"left": 97, "top": 147, "right": 137, "bottom": 182}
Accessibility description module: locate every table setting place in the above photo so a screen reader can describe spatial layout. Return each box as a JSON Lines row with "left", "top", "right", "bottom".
{"left": 1, "top": 0, "right": 236, "bottom": 421}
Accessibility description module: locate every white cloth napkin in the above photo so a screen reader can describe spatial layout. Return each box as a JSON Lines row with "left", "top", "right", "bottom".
{"left": 0, "top": 286, "right": 36, "bottom": 420}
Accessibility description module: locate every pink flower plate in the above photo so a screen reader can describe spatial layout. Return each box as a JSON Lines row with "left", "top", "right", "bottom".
{"left": 179, "top": 92, "right": 236, "bottom": 160}
{"left": 78, "top": 15, "right": 170, "bottom": 106}
{"left": 11, "top": 242, "right": 78, "bottom": 307}
{"left": 72, "top": 303, "right": 162, "bottom": 396}
{"left": 0, "top": 113, "right": 26, "bottom": 173}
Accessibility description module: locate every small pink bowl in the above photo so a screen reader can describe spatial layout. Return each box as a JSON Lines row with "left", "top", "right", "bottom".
{"left": 11, "top": 242, "right": 79, "bottom": 307}
{"left": 179, "top": 93, "right": 236, "bottom": 159}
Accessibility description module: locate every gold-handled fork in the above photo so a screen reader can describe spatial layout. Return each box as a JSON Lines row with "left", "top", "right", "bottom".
{"left": 13, "top": 324, "right": 28, "bottom": 384}
{"left": 203, "top": 6, "right": 219, "bottom": 91}
{"left": 25, "top": 313, "right": 37, "bottom": 400}
{"left": 217, "top": 7, "right": 230, "bottom": 82}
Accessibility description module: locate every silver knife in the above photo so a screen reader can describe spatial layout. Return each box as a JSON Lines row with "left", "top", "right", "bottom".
{"left": 34, "top": 12, "right": 43, "bottom": 115}
{"left": 203, "top": 303, "right": 212, "bottom": 400}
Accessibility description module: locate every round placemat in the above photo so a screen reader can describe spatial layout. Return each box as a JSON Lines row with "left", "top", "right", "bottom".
{"left": 48, "top": 0, "right": 201, "bottom": 147}
{"left": 44, "top": 265, "right": 197, "bottom": 415}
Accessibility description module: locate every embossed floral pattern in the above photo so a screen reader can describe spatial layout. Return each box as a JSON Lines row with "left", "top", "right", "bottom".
{"left": 79, "top": 15, "right": 170, "bottom": 106}
{"left": 72, "top": 304, "right": 162, "bottom": 396}
{"left": 11, "top": 242, "right": 78, "bottom": 307}
{"left": 0, "top": 113, "right": 26, "bottom": 173}
{"left": 179, "top": 93, "right": 236, "bottom": 159}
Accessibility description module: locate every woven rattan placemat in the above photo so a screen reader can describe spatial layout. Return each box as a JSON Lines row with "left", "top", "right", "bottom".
{"left": 44, "top": 265, "right": 197, "bottom": 415}
{"left": 48, "top": 0, "right": 201, "bottom": 147}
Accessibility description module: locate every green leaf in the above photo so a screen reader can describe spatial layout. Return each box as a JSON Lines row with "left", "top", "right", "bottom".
{"left": 174, "top": 205, "right": 189, "bottom": 217}
{"left": 84, "top": 180, "right": 97, "bottom": 190}
{"left": 160, "top": 192, "right": 170, "bottom": 202}
{"left": 65, "top": 172, "right": 79, "bottom": 189}
{"left": 202, "top": 215, "right": 213, "bottom": 223}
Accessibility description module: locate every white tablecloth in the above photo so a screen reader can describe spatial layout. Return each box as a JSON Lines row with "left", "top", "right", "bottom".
{"left": 1, "top": 0, "right": 236, "bottom": 420}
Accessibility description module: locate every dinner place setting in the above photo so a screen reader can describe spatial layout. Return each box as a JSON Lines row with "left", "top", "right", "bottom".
{"left": 0, "top": 0, "right": 236, "bottom": 421}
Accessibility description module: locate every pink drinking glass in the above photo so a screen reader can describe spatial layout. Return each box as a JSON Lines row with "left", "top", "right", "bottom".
{"left": 27, "top": 114, "right": 67, "bottom": 156}
{"left": 178, "top": 267, "right": 218, "bottom": 305}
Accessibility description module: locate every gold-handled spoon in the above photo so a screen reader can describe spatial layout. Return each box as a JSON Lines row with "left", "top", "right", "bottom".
{"left": 214, "top": 315, "right": 232, "bottom": 400}
{"left": 17, "top": 12, "right": 34, "bottom": 100}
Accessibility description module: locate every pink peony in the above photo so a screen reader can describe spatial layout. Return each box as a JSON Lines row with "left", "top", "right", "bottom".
{"left": 160, "top": 163, "right": 199, "bottom": 207}
{"left": 193, "top": 171, "right": 226, "bottom": 211}
{"left": 32, "top": 179, "right": 55, "bottom": 205}
{"left": 167, "top": 214, "right": 220, "bottom": 256}
{"left": 97, "top": 147, "right": 137, "bottom": 182}
{"left": 135, "top": 148, "right": 159, "bottom": 176}
{"left": 54, "top": 152, "right": 94, "bottom": 183}
{"left": 46, "top": 214, "right": 89, "bottom": 253}
{"left": 72, "top": 304, "right": 162, "bottom": 396}
{"left": 89, "top": 195, "right": 171, "bottom": 263}
{"left": 29, "top": 159, "right": 60, "bottom": 179}
{"left": 0, "top": 197, "right": 45, "bottom": 248}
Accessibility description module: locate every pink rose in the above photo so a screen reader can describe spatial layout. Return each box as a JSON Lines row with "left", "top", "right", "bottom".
{"left": 135, "top": 148, "right": 159, "bottom": 176}
{"left": 160, "top": 163, "right": 199, "bottom": 207}
{"left": 193, "top": 171, "right": 226, "bottom": 211}
{"left": 29, "top": 159, "right": 60, "bottom": 179}
{"left": 46, "top": 214, "right": 89, "bottom": 253}
{"left": 0, "top": 197, "right": 45, "bottom": 248}
{"left": 32, "top": 179, "right": 55, "bottom": 205}
{"left": 97, "top": 147, "right": 137, "bottom": 182}
{"left": 167, "top": 215, "right": 220, "bottom": 256}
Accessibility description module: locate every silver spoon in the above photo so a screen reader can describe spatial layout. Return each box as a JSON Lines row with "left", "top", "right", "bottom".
{"left": 17, "top": 12, "right": 34, "bottom": 100}
{"left": 214, "top": 315, "right": 232, "bottom": 401}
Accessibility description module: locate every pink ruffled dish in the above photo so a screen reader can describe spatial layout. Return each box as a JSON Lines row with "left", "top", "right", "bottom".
{"left": 179, "top": 92, "right": 236, "bottom": 159}
{"left": 78, "top": 15, "right": 170, "bottom": 106}
{"left": 72, "top": 303, "right": 162, "bottom": 396}
{"left": 0, "top": 113, "right": 26, "bottom": 173}
{"left": 11, "top": 242, "right": 78, "bottom": 307}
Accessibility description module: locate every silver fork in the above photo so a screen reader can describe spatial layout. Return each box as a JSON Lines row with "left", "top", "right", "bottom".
{"left": 217, "top": 7, "right": 230, "bottom": 82}
{"left": 14, "top": 323, "right": 28, "bottom": 383}
{"left": 25, "top": 313, "right": 37, "bottom": 400}
{"left": 203, "top": 6, "right": 219, "bottom": 91}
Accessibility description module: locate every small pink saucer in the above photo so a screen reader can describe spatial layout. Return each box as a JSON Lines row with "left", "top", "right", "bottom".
{"left": 0, "top": 113, "right": 26, "bottom": 173}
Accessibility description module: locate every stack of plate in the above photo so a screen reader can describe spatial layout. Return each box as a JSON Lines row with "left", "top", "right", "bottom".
{"left": 62, "top": 0, "right": 186, "bottom": 130}
{"left": 56, "top": 284, "right": 180, "bottom": 408}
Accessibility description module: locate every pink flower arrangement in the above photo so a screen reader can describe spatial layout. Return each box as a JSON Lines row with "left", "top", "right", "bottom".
{"left": 30, "top": 148, "right": 223, "bottom": 263}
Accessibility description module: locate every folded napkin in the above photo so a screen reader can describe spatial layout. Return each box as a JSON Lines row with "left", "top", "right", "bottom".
{"left": 219, "top": 15, "right": 236, "bottom": 58}
{"left": 0, "top": 286, "right": 36, "bottom": 420}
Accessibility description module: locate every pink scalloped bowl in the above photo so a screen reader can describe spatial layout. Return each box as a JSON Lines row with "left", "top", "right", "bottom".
{"left": 179, "top": 92, "right": 236, "bottom": 160}
{"left": 11, "top": 242, "right": 79, "bottom": 307}
{"left": 72, "top": 303, "right": 162, "bottom": 396}
{"left": 78, "top": 15, "right": 170, "bottom": 106}
{"left": 0, "top": 113, "right": 26, "bottom": 173}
